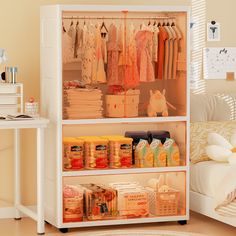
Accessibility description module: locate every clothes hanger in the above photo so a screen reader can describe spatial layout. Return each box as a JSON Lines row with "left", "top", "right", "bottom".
{"left": 62, "top": 21, "right": 66, "bottom": 32}
{"left": 171, "top": 20, "right": 175, "bottom": 27}
{"left": 100, "top": 19, "right": 108, "bottom": 33}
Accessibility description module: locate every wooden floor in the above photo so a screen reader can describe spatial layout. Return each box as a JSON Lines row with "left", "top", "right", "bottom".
{"left": 0, "top": 212, "right": 235, "bottom": 236}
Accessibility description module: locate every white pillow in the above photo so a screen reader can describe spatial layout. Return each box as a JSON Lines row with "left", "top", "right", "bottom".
{"left": 230, "top": 132, "right": 236, "bottom": 147}
{"left": 207, "top": 132, "right": 233, "bottom": 149}
{"left": 205, "top": 145, "right": 232, "bottom": 162}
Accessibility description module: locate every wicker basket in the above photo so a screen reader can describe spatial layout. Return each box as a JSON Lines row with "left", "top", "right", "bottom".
{"left": 146, "top": 187, "right": 179, "bottom": 216}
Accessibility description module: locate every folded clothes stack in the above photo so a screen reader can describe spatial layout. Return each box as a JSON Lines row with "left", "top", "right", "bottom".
{"left": 63, "top": 88, "right": 103, "bottom": 119}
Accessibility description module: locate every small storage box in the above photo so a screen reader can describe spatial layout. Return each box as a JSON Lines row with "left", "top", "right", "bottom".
{"left": 105, "top": 91, "right": 140, "bottom": 118}
{"left": 0, "top": 84, "right": 20, "bottom": 115}
{"left": 146, "top": 187, "right": 179, "bottom": 216}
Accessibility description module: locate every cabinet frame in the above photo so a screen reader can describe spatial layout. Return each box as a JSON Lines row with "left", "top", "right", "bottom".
{"left": 40, "top": 4, "right": 190, "bottom": 229}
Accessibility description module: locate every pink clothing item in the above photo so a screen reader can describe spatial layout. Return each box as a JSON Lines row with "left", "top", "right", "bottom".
{"left": 135, "top": 30, "right": 155, "bottom": 82}
{"left": 107, "top": 24, "right": 121, "bottom": 86}
{"left": 157, "top": 26, "right": 169, "bottom": 80}
{"left": 118, "top": 24, "right": 139, "bottom": 89}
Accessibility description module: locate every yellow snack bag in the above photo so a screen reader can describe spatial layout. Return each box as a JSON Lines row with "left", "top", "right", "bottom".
{"left": 135, "top": 139, "right": 153, "bottom": 168}
{"left": 150, "top": 138, "right": 167, "bottom": 167}
{"left": 163, "top": 138, "right": 180, "bottom": 166}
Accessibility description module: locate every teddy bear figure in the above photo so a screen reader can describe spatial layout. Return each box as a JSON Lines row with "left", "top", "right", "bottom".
{"left": 147, "top": 89, "right": 168, "bottom": 117}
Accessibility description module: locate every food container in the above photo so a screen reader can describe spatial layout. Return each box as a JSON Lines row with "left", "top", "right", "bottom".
{"left": 82, "top": 184, "right": 118, "bottom": 220}
{"left": 105, "top": 136, "right": 133, "bottom": 168}
{"left": 150, "top": 139, "right": 167, "bottom": 167}
{"left": 163, "top": 138, "right": 180, "bottom": 166}
{"left": 63, "top": 137, "right": 84, "bottom": 170}
{"left": 63, "top": 185, "right": 84, "bottom": 222}
{"left": 81, "top": 136, "right": 108, "bottom": 169}
{"left": 125, "top": 131, "right": 149, "bottom": 165}
{"left": 115, "top": 187, "right": 149, "bottom": 218}
{"left": 135, "top": 139, "right": 154, "bottom": 167}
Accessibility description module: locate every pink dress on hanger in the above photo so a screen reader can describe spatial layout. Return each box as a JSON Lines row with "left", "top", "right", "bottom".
{"left": 117, "top": 24, "right": 139, "bottom": 89}
{"left": 107, "top": 23, "right": 121, "bottom": 86}
{"left": 135, "top": 30, "right": 155, "bottom": 82}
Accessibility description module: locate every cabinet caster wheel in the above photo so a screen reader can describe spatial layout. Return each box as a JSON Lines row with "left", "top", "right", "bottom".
{"left": 14, "top": 217, "right": 22, "bottom": 220}
{"left": 178, "top": 220, "right": 187, "bottom": 225}
{"left": 59, "top": 228, "right": 69, "bottom": 233}
{"left": 37, "top": 233, "right": 45, "bottom": 235}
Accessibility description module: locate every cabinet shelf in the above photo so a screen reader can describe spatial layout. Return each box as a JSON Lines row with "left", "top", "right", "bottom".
{"left": 62, "top": 116, "right": 188, "bottom": 125}
{"left": 62, "top": 166, "right": 187, "bottom": 177}
{"left": 60, "top": 215, "right": 188, "bottom": 228}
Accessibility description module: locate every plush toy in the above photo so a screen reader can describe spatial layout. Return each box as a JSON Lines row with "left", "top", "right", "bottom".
{"left": 205, "top": 132, "right": 236, "bottom": 165}
{"left": 147, "top": 89, "right": 176, "bottom": 117}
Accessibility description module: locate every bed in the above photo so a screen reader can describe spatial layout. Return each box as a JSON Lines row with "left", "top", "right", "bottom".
{"left": 190, "top": 93, "right": 236, "bottom": 227}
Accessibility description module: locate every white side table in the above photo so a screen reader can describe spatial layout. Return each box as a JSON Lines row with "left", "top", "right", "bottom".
{"left": 0, "top": 118, "right": 49, "bottom": 235}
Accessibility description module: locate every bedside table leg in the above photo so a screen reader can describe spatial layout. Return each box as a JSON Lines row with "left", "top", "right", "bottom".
{"left": 14, "top": 129, "right": 21, "bottom": 219}
{"left": 37, "top": 128, "right": 45, "bottom": 235}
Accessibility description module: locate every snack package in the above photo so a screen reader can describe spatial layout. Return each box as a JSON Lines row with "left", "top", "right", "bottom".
{"left": 63, "top": 185, "right": 84, "bottom": 222}
{"left": 63, "top": 137, "right": 84, "bottom": 170}
{"left": 163, "top": 138, "right": 180, "bottom": 166}
{"left": 110, "top": 182, "right": 149, "bottom": 218}
{"left": 135, "top": 139, "right": 153, "bottom": 167}
{"left": 150, "top": 138, "right": 167, "bottom": 167}
{"left": 125, "top": 131, "right": 149, "bottom": 165}
{"left": 82, "top": 184, "right": 117, "bottom": 220}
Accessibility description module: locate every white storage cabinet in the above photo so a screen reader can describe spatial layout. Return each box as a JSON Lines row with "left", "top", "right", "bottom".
{"left": 40, "top": 5, "right": 190, "bottom": 233}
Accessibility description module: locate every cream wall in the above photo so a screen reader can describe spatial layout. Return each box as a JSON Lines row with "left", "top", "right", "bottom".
{"left": 0, "top": 0, "right": 235, "bottom": 207}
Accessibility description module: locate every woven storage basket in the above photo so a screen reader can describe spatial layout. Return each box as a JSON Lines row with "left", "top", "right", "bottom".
{"left": 146, "top": 187, "right": 179, "bottom": 216}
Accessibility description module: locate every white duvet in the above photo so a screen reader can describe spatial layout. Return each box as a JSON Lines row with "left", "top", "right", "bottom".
{"left": 190, "top": 161, "right": 236, "bottom": 209}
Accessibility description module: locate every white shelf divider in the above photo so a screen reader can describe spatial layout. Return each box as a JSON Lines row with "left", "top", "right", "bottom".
{"left": 62, "top": 116, "right": 187, "bottom": 125}
{"left": 62, "top": 166, "right": 187, "bottom": 177}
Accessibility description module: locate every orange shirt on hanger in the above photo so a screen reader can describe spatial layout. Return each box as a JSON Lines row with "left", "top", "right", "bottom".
{"left": 157, "top": 26, "right": 168, "bottom": 80}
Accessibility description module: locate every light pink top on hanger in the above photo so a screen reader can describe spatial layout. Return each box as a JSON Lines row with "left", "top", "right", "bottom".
{"left": 135, "top": 30, "right": 155, "bottom": 82}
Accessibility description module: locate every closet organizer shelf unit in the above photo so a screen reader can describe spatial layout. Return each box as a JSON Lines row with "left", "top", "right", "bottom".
{"left": 40, "top": 4, "right": 190, "bottom": 232}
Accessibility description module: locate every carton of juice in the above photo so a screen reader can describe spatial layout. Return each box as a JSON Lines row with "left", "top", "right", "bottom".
{"left": 163, "top": 138, "right": 180, "bottom": 166}
{"left": 135, "top": 139, "right": 153, "bottom": 167}
{"left": 150, "top": 138, "right": 167, "bottom": 167}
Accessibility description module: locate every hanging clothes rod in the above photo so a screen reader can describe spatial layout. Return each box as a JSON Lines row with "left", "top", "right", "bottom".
{"left": 62, "top": 16, "right": 175, "bottom": 20}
